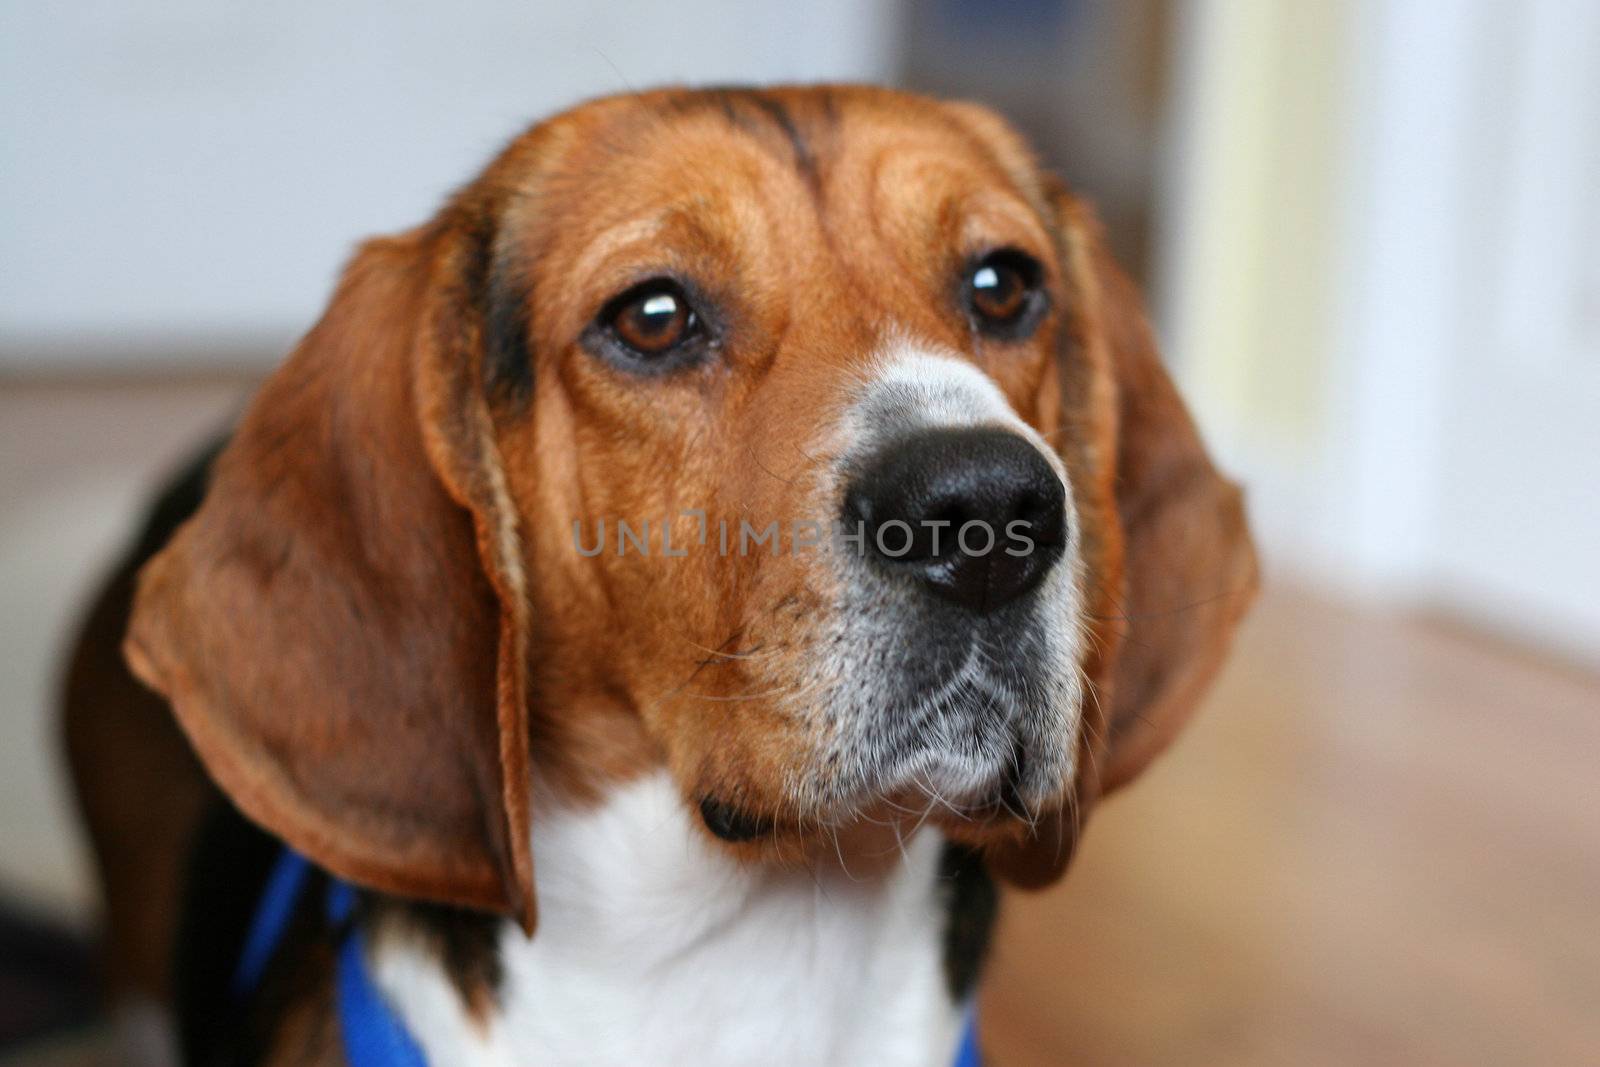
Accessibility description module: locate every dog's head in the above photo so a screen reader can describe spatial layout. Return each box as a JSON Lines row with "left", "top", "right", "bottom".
{"left": 126, "top": 87, "right": 1256, "bottom": 932}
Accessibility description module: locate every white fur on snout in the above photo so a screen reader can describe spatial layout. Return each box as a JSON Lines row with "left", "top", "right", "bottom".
{"left": 844, "top": 342, "right": 1071, "bottom": 484}
{"left": 791, "top": 338, "right": 1087, "bottom": 819}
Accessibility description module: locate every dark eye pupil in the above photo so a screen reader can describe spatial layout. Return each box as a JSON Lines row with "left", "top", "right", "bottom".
{"left": 970, "top": 261, "right": 1027, "bottom": 322}
{"left": 630, "top": 293, "right": 678, "bottom": 333}
{"left": 610, "top": 284, "right": 694, "bottom": 355}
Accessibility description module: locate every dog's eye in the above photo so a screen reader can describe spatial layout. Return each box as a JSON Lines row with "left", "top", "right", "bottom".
{"left": 602, "top": 279, "right": 699, "bottom": 359}
{"left": 964, "top": 249, "right": 1045, "bottom": 339}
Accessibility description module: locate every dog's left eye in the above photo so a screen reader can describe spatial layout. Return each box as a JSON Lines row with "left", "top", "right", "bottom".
{"left": 601, "top": 279, "right": 701, "bottom": 360}
{"left": 964, "top": 249, "right": 1046, "bottom": 340}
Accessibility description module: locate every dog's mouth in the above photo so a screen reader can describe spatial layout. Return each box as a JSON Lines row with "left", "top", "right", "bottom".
{"left": 696, "top": 764, "right": 1038, "bottom": 847}
{"left": 955, "top": 740, "right": 1032, "bottom": 820}
{"left": 861, "top": 648, "right": 1073, "bottom": 806}
{"left": 698, "top": 723, "right": 1056, "bottom": 846}
{"left": 879, "top": 732, "right": 1046, "bottom": 821}
{"left": 695, "top": 587, "right": 1082, "bottom": 847}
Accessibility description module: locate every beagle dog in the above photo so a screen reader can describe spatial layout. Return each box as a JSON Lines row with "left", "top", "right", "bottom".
{"left": 63, "top": 85, "right": 1256, "bottom": 1067}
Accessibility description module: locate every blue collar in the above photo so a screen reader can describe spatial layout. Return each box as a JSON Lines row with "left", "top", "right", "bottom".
{"left": 237, "top": 848, "right": 979, "bottom": 1066}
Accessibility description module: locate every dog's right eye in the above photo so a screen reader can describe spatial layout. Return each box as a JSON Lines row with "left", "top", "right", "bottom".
{"left": 963, "top": 248, "right": 1047, "bottom": 341}
{"left": 600, "top": 279, "right": 702, "bottom": 361}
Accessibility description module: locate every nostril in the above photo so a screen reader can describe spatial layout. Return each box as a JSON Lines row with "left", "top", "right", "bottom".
{"left": 927, "top": 502, "right": 971, "bottom": 541}
{"left": 1011, "top": 489, "right": 1042, "bottom": 526}
{"left": 1012, "top": 486, "right": 1065, "bottom": 545}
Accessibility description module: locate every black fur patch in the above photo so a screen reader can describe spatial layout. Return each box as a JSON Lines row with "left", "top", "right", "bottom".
{"left": 461, "top": 208, "right": 534, "bottom": 407}
{"left": 938, "top": 842, "right": 999, "bottom": 1001}
{"left": 744, "top": 93, "right": 820, "bottom": 191}
{"left": 371, "top": 899, "right": 505, "bottom": 1017}
{"left": 482, "top": 261, "right": 534, "bottom": 406}
{"left": 132, "top": 435, "right": 226, "bottom": 562}
{"left": 681, "top": 88, "right": 824, "bottom": 194}
{"left": 176, "top": 797, "right": 329, "bottom": 1067}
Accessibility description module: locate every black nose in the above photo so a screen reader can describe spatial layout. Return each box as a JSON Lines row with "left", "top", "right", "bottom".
{"left": 843, "top": 427, "right": 1067, "bottom": 613}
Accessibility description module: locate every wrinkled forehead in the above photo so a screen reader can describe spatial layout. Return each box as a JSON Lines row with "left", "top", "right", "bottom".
{"left": 508, "top": 89, "right": 1056, "bottom": 293}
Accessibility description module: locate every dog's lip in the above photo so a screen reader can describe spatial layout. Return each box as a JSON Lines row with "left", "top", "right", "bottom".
{"left": 701, "top": 740, "right": 1046, "bottom": 841}
{"left": 698, "top": 795, "right": 777, "bottom": 842}
{"left": 877, "top": 736, "right": 1044, "bottom": 817}
{"left": 956, "top": 768, "right": 1033, "bottom": 824}
{"left": 883, "top": 776, "right": 1026, "bottom": 823}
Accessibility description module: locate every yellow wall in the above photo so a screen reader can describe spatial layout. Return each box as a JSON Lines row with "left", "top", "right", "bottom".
{"left": 1167, "top": 0, "right": 1352, "bottom": 461}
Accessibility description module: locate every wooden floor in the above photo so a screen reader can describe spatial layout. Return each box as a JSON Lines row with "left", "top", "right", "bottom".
{"left": 981, "top": 584, "right": 1600, "bottom": 1066}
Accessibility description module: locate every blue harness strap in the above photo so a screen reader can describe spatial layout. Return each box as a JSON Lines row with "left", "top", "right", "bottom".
{"left": 231, "top": 849, "right": 311, "bottom": 997}
{"left": 237, "top": 847, "right": 980, "bottom": 1066}
{"left": 953, "top": 1006, "right": 983, "bottom": 1067}
{"left": 234, "top": 849, "right": 424, "bottom": 1067}
{"left": 326, "top": 879, "right": 428, "bottom": 1067}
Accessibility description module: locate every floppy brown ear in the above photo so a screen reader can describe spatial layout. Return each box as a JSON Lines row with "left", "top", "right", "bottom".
{"left": 124, "top": 213, "right": 537, "bottom": 931}
{"left": 988, "top": 195, "right": 1257, "bottom": 889}
{"left": 1069, "top": 201, "right": 1258, "bottom": 794}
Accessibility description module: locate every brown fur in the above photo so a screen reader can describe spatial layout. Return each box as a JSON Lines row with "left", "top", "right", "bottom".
{"left": 68, "top": 87, "right": 1254, "bottom": 1054}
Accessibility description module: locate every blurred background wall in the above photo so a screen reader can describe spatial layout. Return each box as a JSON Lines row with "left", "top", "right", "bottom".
{"left": 1, "top": 1, "right": 901, "bottom": 367}
{"left": 1165, "top": 0, "right": 1600, "bottom": 667}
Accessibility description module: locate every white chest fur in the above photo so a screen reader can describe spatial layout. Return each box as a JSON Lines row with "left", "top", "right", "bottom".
{"left": 370, "top": 773, "right": 964, "bottom": 1067}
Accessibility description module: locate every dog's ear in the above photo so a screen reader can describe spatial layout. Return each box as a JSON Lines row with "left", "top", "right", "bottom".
{"left": 125, "top": 211, "right": 537, "bottom": 932}
{"left": 989, "top": 192, "right": 1257, "bottom": 889}
{"left": 1065, "top": 199, "right": 1257, "bottom": 794}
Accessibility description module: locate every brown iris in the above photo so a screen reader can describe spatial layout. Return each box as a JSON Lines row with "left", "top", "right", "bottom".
{"left": 965, "top": 249, "right": 1044, "bottom": 337}
{"left": 607, "top": 280, "right": 696, "bottom": 357}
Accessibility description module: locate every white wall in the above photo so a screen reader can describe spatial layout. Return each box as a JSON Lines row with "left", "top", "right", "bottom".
{"left": 1162, "top": 0, "right": 1600, "bottom": 664}
{"left": 0, "top": 1, "right": 899, "bottom": 369}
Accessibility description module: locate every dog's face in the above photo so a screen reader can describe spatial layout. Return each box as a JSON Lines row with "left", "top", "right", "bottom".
{"left": 126, "top": 87, "right": 1256, "bottom": 930}
{"left": 500, "top": 91, "right": 1085, "bottom": 845}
